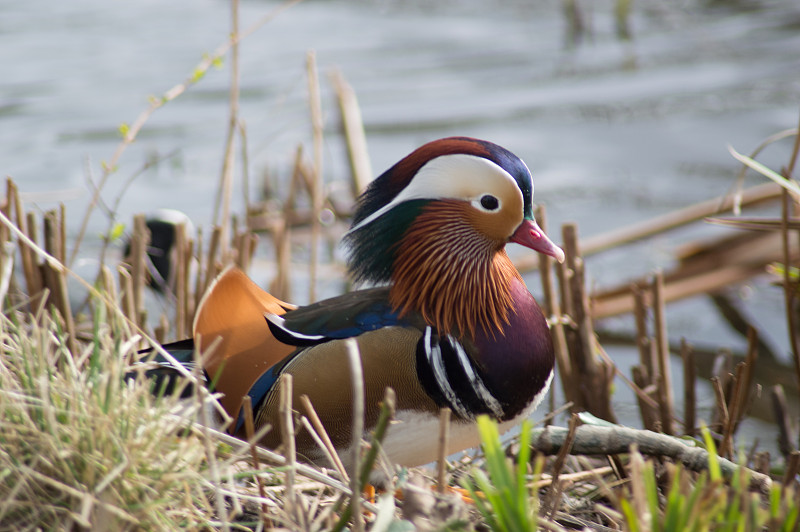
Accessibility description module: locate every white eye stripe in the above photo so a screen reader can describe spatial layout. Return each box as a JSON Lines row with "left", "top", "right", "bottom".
{"left": 347, "top": 154, "right": 523, "bottom": 235}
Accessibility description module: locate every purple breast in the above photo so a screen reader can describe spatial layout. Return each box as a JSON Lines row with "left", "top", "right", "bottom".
{"left": 472, "top": 279, "right": 555, "bottom": 419}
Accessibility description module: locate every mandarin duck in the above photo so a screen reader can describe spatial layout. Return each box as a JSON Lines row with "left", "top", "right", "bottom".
{"left": 147, "top": 137, "right": 564, "bottom": 469}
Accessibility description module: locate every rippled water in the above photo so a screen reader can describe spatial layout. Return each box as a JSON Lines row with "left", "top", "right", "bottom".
{"left": 3, "top": 0, "right": 799, "bottom": 443}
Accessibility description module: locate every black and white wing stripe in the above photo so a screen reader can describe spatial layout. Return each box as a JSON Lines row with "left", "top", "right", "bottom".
{"left": 416, "top": 327, "right": 505, "bottom": 420}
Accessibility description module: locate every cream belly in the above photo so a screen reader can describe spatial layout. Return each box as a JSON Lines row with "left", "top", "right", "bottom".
{"left": 339, "top": 370, "right": 554, "bottom": 470}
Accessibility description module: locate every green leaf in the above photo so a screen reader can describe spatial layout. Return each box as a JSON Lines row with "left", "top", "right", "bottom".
{"left": 700, "top": 425, "right": 721, "bottom": 482}
{"left": 191, "top": 67, "right": 206, "bottom": 83}
{"left": 619, "top": 498, "right": 640, "bottom": 532}
{"left": 109, "top": 222, "right": 125, "bottom": 243}
{"left": 728, "top": 145, "right": 800, "bottom": 196}
{"left": 577, "top": 411, "right": 619, "bottom": 427}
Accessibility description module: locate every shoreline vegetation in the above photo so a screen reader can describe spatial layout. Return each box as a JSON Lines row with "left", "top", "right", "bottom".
{"left": 1, "top": 0, "right": 799, "bottom": 529}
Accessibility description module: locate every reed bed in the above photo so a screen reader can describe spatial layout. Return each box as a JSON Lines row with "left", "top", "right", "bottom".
{"left": 2, "top": 0, "right": 800, "bottom": 528}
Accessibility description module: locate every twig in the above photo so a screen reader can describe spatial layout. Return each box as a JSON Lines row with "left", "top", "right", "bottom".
{"left": 212, "top": 0, "right": 240, "bottom": 260}
{"left": 69, "top": 0, "right": 306, "bottom": 266}
{"left": 238, "top": 120, "right": 251, "bottom": 214}
{"left": 544, "top": 413, "right": 579, "bottom": 518}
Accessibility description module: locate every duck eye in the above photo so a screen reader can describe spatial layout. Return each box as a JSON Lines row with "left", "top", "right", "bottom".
{"left": 480, "top": 194, "right": 499, "bottom": 211}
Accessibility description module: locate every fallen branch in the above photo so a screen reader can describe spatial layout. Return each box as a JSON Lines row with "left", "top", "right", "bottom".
{"left": 530, "top": 424, "right": 772, "bottom": 494}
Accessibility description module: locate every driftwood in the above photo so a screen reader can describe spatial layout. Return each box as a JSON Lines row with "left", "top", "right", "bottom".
{"left": 531, "top": 424, "right": 773, "bottom": 495}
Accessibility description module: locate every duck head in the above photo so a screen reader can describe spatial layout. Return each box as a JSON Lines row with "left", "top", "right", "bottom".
{"left": 343, "top": 137, "right": 564, "bottom": 337}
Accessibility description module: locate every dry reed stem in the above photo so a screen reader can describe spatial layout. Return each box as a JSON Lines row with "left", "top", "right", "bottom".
{"left": 555, "top": 254, "right": 571, "bottom": 317}
{"left": 711, "top": 376, "right": 729, "bottom": 437}
{"left": 592, "top": 183, "right": 781, "bottom": 262}
{"left": 632, "top": 283, "right": 656, "bottom": 379}
{"left": 271, "top": 218, "right": 292, "bottom": 301}
{"left": 770, "top": 385, "right": 796, "bottom": 456}
{"left": 235, "top": 230, "right": 257, "bottom": 273}
{"left": 514, "top": 182, "right": 783, "bottom": 275}
{"left": 740, "top": 327, "right": 759, "bottom": 414}
{"left": 41, "top": 209, "right": 78, "bottom": 355}
{"left": 532, "top": 465, "right": 615, "bottom": 490}
{"left": 544, "top": 413, "right": 579, "bottom": 518}
{"left": 117, "top": 266, "right": 136, "bottom": 333}
{"left": 268, "top": 146, "right": 305, "bottom": 300}
{"left": 213, "top": 0, "right": 240, "bottom": 260}
{"left": 175, "top": 222, "right": 188, "bottom": 340}
{"left": 241, "top": 396, "right": 270, "bottom": 527}
{"left": 720, "top": 362, "right": 746, "bottom": 458}
{"left": 345, "top": 338, "right": 365, "bottom": 532}
{"left": 182, "top": 229, "right": 195, "bottom": 336}
{"left": 193, "top": 344, "right": 232, "bottom": 532}
{"left": 129, "top": 214, "right": 148, "bottom": 327}
{"left": 238, "top": 120, "right": 251, "bottom": 213}
{"left": 331, "top": 69, "right": 372, "bottom": 196}
{"left": 651, "top": 272, "right": 675, "bottom": 435}
{"left": 627, "top": 445, "right": 650, "bottom": 523}
{"left": 681, "top": 338, "right": 696, "bottom": 436}
{"left": 279, "top": 373, "right": 298, "bottom": 524}
{"left": 783, "top": 451, "right": 800, "bottom": 488}
{"left": 537, "top": 206, "right": 574, "bottom": 408}
{"left": 300, "top": 394, "right": 349, "bottom": 481}
{"left": 10, "top": 181, "right": 43, "bottom": 304}
{"left": 632, "top": 366, "right": 658, "bottom": 431}
{"left": 563, "top": 223, "right": 615, "bottom": 421}
{"left": 204, "top": 226, "right": 222, "bottom": 295}
{"left": 782, "top": 188, "right": 800, "bottom": 394}
{"left": 563, "top": 224, "right": 595, "bottom": 374}
{"left": 437, "top": 407, "right": 451, "bottom": 495}
{"left": 0, "top": 187, "right": 211, "bottom": 399}
{"left": 307, "top": 50, "right": 324, "bottom": 304}
{"left": 208, "top": 420, "right": 364, "bottom": 503}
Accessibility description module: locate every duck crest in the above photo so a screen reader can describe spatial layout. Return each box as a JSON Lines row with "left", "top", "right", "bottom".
{"left": 389, "top": 201, "right": 522, "bottom": 338}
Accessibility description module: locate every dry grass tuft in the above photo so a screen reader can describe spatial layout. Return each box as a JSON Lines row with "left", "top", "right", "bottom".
{"left": 0, "top": 305, "right": 214, "bottom": 530}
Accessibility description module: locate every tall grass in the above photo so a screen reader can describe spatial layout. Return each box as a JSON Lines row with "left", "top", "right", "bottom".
{"left": 0, "top": 304, "right": 214, "bottom": 529}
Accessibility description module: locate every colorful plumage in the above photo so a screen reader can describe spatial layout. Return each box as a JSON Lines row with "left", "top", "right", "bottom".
{"left": 145, "top": 137, "right": 564, "bottom": 469}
